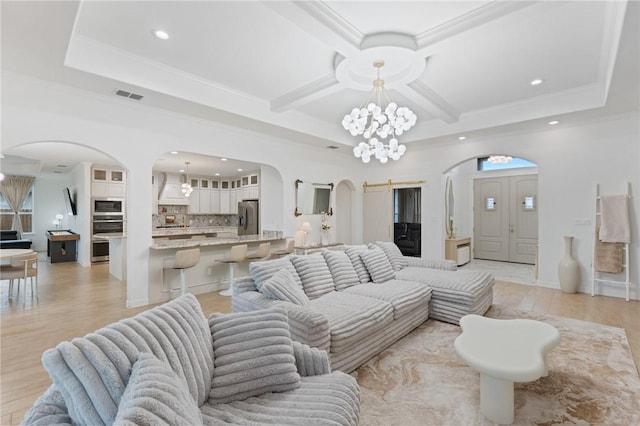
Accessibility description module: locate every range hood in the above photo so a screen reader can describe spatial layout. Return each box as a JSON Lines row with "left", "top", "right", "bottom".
{"left": 157, "top": 172, "right": 190, "bottom": 205}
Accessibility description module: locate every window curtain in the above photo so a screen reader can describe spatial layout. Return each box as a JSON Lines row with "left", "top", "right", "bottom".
{"left": 0, "top": 175, "right": 35, "bottom": 237}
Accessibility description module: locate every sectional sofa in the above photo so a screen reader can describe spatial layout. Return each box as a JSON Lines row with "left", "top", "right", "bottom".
{"left": 233, "top": 242, "right": 494, "bottom": 373}
{"left": 23, "top": 294, "right": 360, "bottom": 426}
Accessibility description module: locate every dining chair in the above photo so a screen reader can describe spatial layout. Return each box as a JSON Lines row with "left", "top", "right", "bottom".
{"left": 0, "top": 252, "right": 38, "bottom": 305}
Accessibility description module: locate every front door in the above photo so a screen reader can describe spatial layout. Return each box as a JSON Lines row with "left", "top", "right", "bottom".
{"left": 474, "top": 175, "right": 538, "bottom": 264}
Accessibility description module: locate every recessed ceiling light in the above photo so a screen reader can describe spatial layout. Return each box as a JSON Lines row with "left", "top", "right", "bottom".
{"left": 153, "top": 29, "right": 169, "bottom": 40}
{"left": 548, "top": 120, "right": 559, "bottom": 125}
{"left": 215, "top": 173, "right": 220, "bottom": 176}
{"left": 237, "top": 168, "right": 243, "bottom": 172}
{"left": 179, "top": 169, "right": 185, "bottom": 173}
{"left": 458, "top": 136, "right": 467, "bottom": 141}
{"left": 170, "top": 151, "right": 178, "bottom": 155}
{"left": 221, "top": 158, "right": 228, "bottom": 162}
{"left": 530, "top": 78, "right": 543, "bottom": 86}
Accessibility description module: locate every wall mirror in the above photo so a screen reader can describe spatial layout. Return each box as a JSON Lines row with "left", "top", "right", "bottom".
{"left": 295, "top": 179, "right": 333, "bottom": 216}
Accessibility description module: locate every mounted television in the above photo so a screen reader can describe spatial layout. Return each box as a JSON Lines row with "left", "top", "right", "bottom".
{"left": 63, "top": 187, "right": 77, "bottom": 216}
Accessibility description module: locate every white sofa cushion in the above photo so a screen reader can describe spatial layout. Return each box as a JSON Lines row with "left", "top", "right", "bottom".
{"left": 290, "top": 254, "right": 335, "bottom": 299}
{"left": 308, "top": 292, "right": 393, "bottom": 353}
{"left": 208, "top": 308, "right": 301, "bottom": 405}
{"left": 374, "top": 241, "right": 409, "bottom": 271}
{"left": 343, "top": 280, "right": 432, "bottom": 320}
{"left": 41, "top": 294, "right": 214, "bottom": 426}
{"left": 344, "top": 245, "right": 371, "bottom": 284}
{"left": 113, "top": 353, "right": 202, "bottom": 426}
{"left": 360, "top": 246, "right": 395, "bottom": 283}
{"left": 322, "top": 250, "right": 360, "bottom": 291}
{"left": 250, "top": 257, "right": 302, "bottom": 292}
{"left": 261, "top": 269, "right": 310, "bottom": 306}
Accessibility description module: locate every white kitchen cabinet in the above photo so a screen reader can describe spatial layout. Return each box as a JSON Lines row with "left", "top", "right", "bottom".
{"left": 92, "top": 166, "right": 126, "bottom": 198}
{"left": 199, "top": 179, "right": 211, "bottom": 213}
{"left": 229, "top": 185, "right": 237, "bottom": 214}
{"left": 219, "top": 181, "right": 231, "bottom": 213}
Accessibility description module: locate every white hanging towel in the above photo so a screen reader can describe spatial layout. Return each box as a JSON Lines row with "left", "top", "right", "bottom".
{"left": 599, "top": 195, "right": 631, "bottom": 243}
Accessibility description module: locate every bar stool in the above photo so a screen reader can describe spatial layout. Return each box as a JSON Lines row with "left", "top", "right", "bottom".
{"left": 246, "top": 242, "right": 271, "bottom": 261}
{"left": 272, "top": 239, "right": 294, "bottom": 257}
{"left": 217, "top": 244, "right": 247, "bottom": 297}
{"left": 172, "top": 248, "right": 200, "bottom": 297}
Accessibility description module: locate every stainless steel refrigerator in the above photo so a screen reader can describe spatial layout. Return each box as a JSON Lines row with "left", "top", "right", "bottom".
{"left": 238, "top": 200, "right": 259, "bottom": 236}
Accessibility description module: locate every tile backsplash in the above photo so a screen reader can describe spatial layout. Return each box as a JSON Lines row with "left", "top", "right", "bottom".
{"left": 153, "top": 209, "right": 238, "bottom": 228}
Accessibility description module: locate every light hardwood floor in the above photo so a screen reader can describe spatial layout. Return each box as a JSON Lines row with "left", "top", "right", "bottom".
{"left": 1, "top": 260, "right": 638, "bottom": 425}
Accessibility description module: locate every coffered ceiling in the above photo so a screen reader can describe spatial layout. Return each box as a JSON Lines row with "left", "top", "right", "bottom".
{"left": 1, "top": 1, "right": 639, "bottom": 174}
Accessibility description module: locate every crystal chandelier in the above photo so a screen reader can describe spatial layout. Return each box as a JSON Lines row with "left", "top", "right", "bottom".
{"left": 181, "top": 161, "right": 193, "bottom": 197}
{"left": 488, "top": 155, "right": 513, "bottom": 164}
{"left": 342, "top": 60, "right": 416, "bottom": 164}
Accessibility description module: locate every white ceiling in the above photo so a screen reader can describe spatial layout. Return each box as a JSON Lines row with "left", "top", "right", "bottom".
{"left": 1, "top": 1, "right": 639, "bottom": 176}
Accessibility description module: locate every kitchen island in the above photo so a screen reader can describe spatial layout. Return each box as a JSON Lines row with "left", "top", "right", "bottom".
{"left": 149, "top": 232, "right": 286, "bottom": 304}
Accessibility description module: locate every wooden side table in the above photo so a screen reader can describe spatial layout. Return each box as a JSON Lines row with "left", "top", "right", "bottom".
{"left": 445, "top": 237, "right": 471, "bottom": 266}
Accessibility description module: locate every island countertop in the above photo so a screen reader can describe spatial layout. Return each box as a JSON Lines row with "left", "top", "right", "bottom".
{"left": 150, "top": 235, "right": 284, "bottom": 250}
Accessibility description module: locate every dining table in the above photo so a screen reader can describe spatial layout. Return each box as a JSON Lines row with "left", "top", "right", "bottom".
{"left": 0, "top": 248, "right": 35, "bottom": 264}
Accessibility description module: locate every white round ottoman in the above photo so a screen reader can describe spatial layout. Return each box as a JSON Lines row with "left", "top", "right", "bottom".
{"left": 454, "top": 314, "right": 561, "bottom": 424}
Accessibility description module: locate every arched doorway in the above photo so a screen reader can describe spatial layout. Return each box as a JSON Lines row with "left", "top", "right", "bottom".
{"left": 335, "top": 180, "right": 355, "bottom": 245}
{"left": 443, "top": 155, "right": 539, "bottom": 272}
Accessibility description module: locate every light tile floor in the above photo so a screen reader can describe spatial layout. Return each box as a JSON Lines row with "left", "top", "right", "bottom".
{"left": 460, "top": 258, "right": 536, "bottom": 285}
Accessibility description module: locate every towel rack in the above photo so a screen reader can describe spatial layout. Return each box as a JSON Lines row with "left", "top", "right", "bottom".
{"left": 591, "top": 183, "right": 631, "bottom": 301}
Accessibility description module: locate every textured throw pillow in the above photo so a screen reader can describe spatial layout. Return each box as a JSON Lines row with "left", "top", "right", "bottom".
{"left": 250, "top": 257, "right": 302, "bottom": 292}
{"left": 290, "top": 254, "right": 335, "bottom": 299}
{"left": 344, "top": 245, "right": 372, "bottom": 284}
{"left": 208, "top": 308, "right": 301, "bottom": 405}
{"left": 375, "top": 241, "right": 409, "bottom": 271}
{"left": 261, "top": 269, "right": 310, "bottom": 306}
{"left": 113, "top": 353, "right": 202, "bottom": 426}
{"left": 361, "top": 246, "right": 395, "bottom": 283}
{"left": 322, "top": 249, "right": 360, "bottom": 291}
{"left": 41, "top": 294, "right": 214, "bottom": 426}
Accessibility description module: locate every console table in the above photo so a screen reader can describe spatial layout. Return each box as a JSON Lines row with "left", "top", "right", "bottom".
{"left": 294, "top": 242, "right": 343, "bottom": 255}
{"left": 47, "top": 230, "right": 80, "bottom": 263}
{"left": 445, "top": 237, "right": 471, "bottom": 266}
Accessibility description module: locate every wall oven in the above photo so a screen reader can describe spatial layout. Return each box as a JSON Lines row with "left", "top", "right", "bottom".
{"left": 93, "top": 199, "right": 124, "bottom": 215}
{"left": 92, "top": 214, "right": 124, "bottom": 262}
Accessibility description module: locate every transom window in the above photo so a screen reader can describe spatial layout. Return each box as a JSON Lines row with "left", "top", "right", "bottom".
{"left": 477, "top": 156, "right": 536, "bottom": 171}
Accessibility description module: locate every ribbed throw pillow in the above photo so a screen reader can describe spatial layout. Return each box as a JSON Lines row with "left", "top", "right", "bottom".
{"left": 261, "top": 269, "right": 310, "bottom": 306}
{"left": 250, "top": 257, "right": 302, "bottom": 292}
{"left": 374, "top": 241, "right": 409, "bottom": 271}
{"left": 322, "top": 249, "right": 360, "bottom": 291}
{"left": 290, "top": 254, "right": 335, "bottom": 299}
{"left": 344, "top": 245, "right": 372, "bottom": 284}
{"left": 113, "top": 353, "right": 202, "bottom": 426}
{"left": 208, "top": 308, "right": 301, "bottom": 405}
{"left": 361, "top": 246, "right": 395, "bottom": 283}
{"left": 41, "top": 294, "right": 214, "bottom": 426}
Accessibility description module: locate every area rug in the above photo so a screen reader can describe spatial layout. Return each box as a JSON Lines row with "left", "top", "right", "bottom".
{"left": 352, "top": 305, "right": 640, "bottom": 425}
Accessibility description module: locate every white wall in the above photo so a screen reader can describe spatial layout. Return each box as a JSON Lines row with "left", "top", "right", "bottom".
{"left": 2, "top": 72, "right": 367, "bottom": 307}
{"left": 30, "top": 175, "right": 74, "bottom": 252}
{"left": 3, "top": 72, "right": 638, "bottom": 303}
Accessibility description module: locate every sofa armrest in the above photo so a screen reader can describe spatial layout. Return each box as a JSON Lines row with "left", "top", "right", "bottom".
{"left": 233, "top": 291, "right": 331, "bottom": 352}
{"left": 405, "top": 256, "right": 457, "bottom": 271}
{"left": 291, "top": 341, "right": 331, "bottom": 376}
{"left": 21, "top": 384, "right": 73, "bottom": 426}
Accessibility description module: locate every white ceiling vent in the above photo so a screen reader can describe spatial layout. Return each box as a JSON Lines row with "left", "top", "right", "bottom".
{"left": 115, "top": 89, "right": 144, "bottom": 101}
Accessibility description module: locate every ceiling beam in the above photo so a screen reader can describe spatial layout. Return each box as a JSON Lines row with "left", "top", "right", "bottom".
{"left": 415, "top": 0, "right": 537, "bottom": 56}
{"left": 399, "top": 82, "right": 460, "bottom": 124}
{"left": 262, "top": 1, "right": 363, "bottom": 57}
{"left": 270, "top": 73, "right": 344, "bottom": 113}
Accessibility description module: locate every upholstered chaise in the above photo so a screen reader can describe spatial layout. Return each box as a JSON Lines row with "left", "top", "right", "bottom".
{"left": 23, "top": 295, "right": 360, "bottom": 426}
